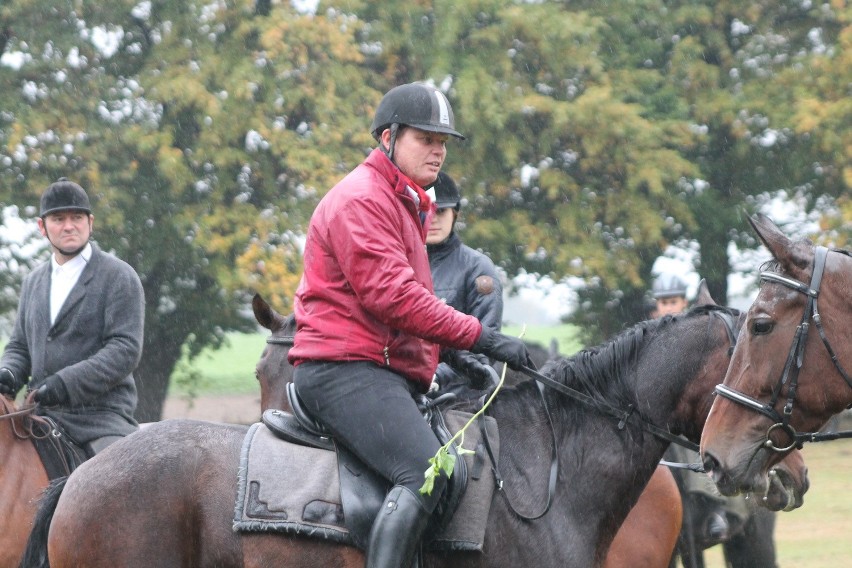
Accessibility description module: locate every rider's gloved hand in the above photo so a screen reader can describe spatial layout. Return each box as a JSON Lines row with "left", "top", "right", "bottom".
{"left": 0, "top": 368, "right": 18, "bottom": 396}
{"left": 471, "top": 326, "right": 533, "bottom": 371}
{"left": 448, "top": 350, "right": 499, "bottom": 390}
{"left": 34, "top": 375, "right": 69, "bottom": 406}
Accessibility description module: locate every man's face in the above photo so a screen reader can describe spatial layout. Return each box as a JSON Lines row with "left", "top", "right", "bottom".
{"left": 654, "top": 295, "right": 689, "bottom": 317}
{"left": 38, "top": 209, "right": 93, "bottom": 262}
{"left": 426, "top": 207, "right": 456, "bottom": 245}
{"left": 383, "top": 127, "right": 448, "bottom": 188}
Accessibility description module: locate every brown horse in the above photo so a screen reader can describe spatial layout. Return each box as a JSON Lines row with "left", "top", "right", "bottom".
{"left": 250, "top": 293, "right": 683, "bottom": 568}
{"left": 23, "top": 294, "right": 808, "bottom": 568}
{"left": 0, "top": 396, "right": 49, "bottom": 568}
{"left": 701, "top": 213, "right": 852, "bottom": 497}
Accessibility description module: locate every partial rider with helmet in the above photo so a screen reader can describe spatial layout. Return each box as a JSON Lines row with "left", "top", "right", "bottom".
{"left": 288, "top": 82, "right": 533, "bottom": 568}
{"left": 425, "top": 171, "right": 504, "bottom": 396}
{"left": 0, "top": 178, "right": 145, "bottom": 461}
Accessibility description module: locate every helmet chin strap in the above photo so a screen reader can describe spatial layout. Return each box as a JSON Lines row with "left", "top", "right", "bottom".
{"left": 381, "top": 123, "right": 400, "bottom": 162}
{"left": 54, "top": 243, "right": 89, "bottom": 258}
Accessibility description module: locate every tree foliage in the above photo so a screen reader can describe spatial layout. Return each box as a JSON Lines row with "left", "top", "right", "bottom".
{"left": 1, "top": 0, "right": 849, "bottom": 409}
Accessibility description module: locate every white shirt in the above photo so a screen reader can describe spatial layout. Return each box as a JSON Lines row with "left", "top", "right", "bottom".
{"left": 50, "top": 243, "right": 93, "bottom": 325}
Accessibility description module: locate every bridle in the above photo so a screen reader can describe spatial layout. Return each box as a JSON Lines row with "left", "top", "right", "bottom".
{"left": 0, "top": 400, "right": 42, "bottom": 439}
{"left": 266, "top": 335, "right": 294, "bottom": 347}
{"left": 714, "top": 246, "right": 852, "bottom": 451}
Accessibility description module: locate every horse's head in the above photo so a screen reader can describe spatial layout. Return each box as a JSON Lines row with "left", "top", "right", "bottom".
{"left": 701, "top": 213, "right": 852, "bottom": 497}
{"left": 662, "top": 281, "right": 810, "bottom": 510}
{"left": 252, "top": 293, "right": 296, "bottom": 413}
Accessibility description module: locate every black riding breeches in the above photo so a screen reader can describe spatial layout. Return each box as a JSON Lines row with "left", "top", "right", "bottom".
{"left": 293, "top": 360, "right": 447, "bottom": 512}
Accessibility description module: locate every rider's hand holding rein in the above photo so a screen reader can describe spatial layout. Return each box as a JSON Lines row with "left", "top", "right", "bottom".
{"left": 443, "top": 349, "right": 499, "bottom": 390}
{"left": 34, "top": 375, "right": 70, "bottom": 406}
{"left": 0, "top": 368, "right": 18, "bottom": 396}
{"left": 472, "top": 326, "right": 534, "bottom": 371}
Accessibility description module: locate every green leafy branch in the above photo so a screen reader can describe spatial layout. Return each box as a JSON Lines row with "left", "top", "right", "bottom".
{"left": 420, "top": 327, "right": 524, "bottom": 495}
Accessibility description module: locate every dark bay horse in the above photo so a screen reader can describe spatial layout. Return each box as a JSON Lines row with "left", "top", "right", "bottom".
{"left": 701, "top": 213, "right": 852, "bottom": 497}
{"left": 252, "top": 293, "right": 806, "bottom": 568}
{"left": 0, "top": 397, "right": 49, "bottom": 567}
{"left": 250, "top": 294, "right": 683, "bottom": 568}
{"left": 22, "top": 295, "right": 808, "bottom": 568}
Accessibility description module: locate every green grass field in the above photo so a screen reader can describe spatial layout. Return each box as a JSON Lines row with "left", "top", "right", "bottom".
{"left": 701, "top": 441, "right": 852, "bottom": 567}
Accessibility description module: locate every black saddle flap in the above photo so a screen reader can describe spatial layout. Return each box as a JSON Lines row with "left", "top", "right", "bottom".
{"left": 262, "top": 409, "right": 335, "bottom": 452}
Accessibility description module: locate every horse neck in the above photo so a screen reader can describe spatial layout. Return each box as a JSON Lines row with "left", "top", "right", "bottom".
{"left": 482, "top": 315, "right": 723, "bottom": 565}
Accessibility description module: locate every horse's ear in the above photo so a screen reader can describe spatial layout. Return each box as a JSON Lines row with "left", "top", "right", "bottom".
{"left": 252, "top": 293, "right": 275, "bottom": 331}
{"left": 694, "top": 279, "right": 716, "bottom": 306}
{"left": 748, "top": 213, "right": 811, "bottom": 273}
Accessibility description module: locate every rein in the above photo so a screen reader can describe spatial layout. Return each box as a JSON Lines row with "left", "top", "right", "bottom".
{"left": 521, "top": 306, "right": 743, "bottom": 455}
{"left": 0, "top": 398, "right": 80, "bottom": 476}
{"left": 0, "top": 399, "right": 51, "bottom": 441}
{"left": 266, "top": 316, "right": 738, "bottom": 521}
{"left": 714, "top": 246, "right": 852, "bottom": 451}
{"left": 518, "top": 365, "right": 701, "bottom": 453}
{"left": 264, "top": 313, "right": 733, "bottom": 521}
{"left": 502, "top": 305, "right": 743, "bottom": 507}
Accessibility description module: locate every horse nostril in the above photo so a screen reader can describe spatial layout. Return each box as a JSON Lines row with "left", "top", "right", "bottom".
{"left": 702, "top": 453, "right": 719, "bottom": 477}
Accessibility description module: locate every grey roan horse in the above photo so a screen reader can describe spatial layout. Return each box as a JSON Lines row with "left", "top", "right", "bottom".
{"left": 21, "top": 302, "right": 803, "bottom": 567}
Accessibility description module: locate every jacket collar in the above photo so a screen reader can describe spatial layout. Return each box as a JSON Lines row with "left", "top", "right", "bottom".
{"left": 426, "top": 231, "right": 460, "bottom": 259}
{"left": 365, "top": 148, "right": 434, "bottom": 217}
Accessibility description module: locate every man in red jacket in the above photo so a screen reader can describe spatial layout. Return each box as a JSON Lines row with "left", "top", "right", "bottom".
{"left": 289, "top": 82, "right": 532, "bottom": 568}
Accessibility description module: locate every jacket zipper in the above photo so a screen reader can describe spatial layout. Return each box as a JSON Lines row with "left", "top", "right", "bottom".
{"left": 383, "top": 346, "right": 390, "bottom": 366}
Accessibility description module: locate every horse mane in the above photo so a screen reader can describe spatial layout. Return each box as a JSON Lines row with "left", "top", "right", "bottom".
{"left": 537, "top": 317, "right": 664, "bottom": 415}
{"left": 532, "top": 303, "right": 738, "bottom": 419}
{"left": 270, "top": 313, "right": 297, "bottom": 339}
{"left": 282, "top": 313, "right": 297, "bottom": 335}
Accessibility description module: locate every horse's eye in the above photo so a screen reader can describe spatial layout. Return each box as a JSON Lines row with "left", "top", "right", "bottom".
{"left": 751, "top": 320, "right": 774, "bottom": 335}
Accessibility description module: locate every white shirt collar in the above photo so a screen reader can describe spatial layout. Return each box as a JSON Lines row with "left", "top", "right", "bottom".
{"left": 51, "top": 242, "right": 93, "bottom": 274}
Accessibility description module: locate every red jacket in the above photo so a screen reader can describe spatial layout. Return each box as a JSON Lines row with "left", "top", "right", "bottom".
{"left": 289, "top": 149, "right": 483, "bottom": 390}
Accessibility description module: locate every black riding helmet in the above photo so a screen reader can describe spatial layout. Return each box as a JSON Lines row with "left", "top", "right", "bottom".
{"left": 40, "top": 178, "right": 92, "bottom": 217}
{"left": 426, "top": 171, "right": 461, "bottom": 210}
{"left": 370, "top": 83, "right": 465, "bottom": 161}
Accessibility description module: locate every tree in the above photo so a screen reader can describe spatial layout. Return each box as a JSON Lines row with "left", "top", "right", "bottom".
{"left": 0, "top": 0, "right": 376, "bottom": 419}
{"left": 340, "top": 0, "right": 699, "bottom": 341}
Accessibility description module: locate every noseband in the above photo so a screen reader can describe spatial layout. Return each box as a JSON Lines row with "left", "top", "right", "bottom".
{"left": 715, "top": 246, "right": 852, "bottom": 451}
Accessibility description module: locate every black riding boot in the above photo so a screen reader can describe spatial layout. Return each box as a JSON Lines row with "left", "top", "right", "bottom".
{"left": 365, "top": 485, "right": 431, "bottom": 568}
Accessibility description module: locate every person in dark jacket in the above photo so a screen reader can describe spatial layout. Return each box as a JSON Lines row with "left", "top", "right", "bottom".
{"left": 426, "top": 171, "right": 504, "bottom": 393}
{"left": 288, "top": 82, "right": 532, "bottom": 568}
{"left": 0, "top": 178, "right": 144, "bottom": 458}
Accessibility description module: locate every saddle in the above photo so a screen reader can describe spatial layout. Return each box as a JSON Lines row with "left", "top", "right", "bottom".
{"left": 253, "top": 382, "right": 483, "bottom": 550}
{"left": 30, "top": 414, "right": 88, "bottom": 480}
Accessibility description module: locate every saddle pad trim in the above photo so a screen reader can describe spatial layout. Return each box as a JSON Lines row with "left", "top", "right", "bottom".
{"left": 232, "top": 422, "right": 354, "bottom": 545}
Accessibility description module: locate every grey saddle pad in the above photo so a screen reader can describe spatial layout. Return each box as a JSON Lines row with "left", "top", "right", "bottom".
{"left": 233, "top": 409, "right": 500, "bottom": 552}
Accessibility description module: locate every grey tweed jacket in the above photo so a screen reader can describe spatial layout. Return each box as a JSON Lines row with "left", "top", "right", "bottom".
{"left": 0, "top": 243, "right": 145, "bottom": 444}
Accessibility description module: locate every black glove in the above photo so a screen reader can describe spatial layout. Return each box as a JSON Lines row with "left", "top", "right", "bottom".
{"left": 34, "top": 375, "right": 69, "bottom": 406}
{"left": 471, "top": 326, "right": 533, "bottom": 371}
{"left": 0, "top": 368, "right": 18, "bottom": 396}
{"left": 447, "top": 350, "right": 499, "bottom": 390}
